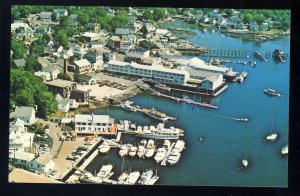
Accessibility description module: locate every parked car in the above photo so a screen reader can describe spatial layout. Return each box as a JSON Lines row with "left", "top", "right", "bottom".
{"left": 48, "top": 170, "right": 57, "bottom": 179}
{"left": 60, "top": 135, "right": 66, "bottom": 141}
{"left": 45, "top": 125, "right": 50, "bottom": 134}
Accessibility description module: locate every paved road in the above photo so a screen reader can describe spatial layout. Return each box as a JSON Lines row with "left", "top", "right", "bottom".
{"left": 37, "top": 118, "right": 62, "bottom": 157}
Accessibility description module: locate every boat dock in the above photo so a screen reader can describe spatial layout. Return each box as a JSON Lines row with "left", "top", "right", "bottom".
{"left": 77, "top": 150, "right": 99, "bottom": 172}
{"left": 212, "top": 85, "right": 229, "bottom": 97}
{"left": 116, "top": 132, "right": 122, "bottom": 142}
{"left": 151, "top": 92, "right": 218, "bottom": 109}
{"left": 161, "top": 142, "right": 176, "bottom": 166}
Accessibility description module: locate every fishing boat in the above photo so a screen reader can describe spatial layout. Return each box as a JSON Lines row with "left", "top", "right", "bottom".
{"left": 174, "top": 140, "right": 185, "bottom": 152}
{"left": 119, "top": 144, "right": 130, "bottom": 157}
{"left": 97, "top": 164, "right": 113, "bottom": 179}
{"left": 143, "top": 107, "right": 168, "bottom": 121}
{"left": 154, "top": 148, "right": 167, "bottom": 163}
{"left": 254, "top": 51, "right": 268, "bottom": 61}
{"left": 135, "top": 123, "right": 184, "bottom": 140}
{"left": 273, "top": 49, "right": 286, "bottom": 63}
{"left": 264, "top": 88, "right": 281, "bottom": 97}
{"left": 98, "top": 141, "right": 111, "bottom": 154}
{"left": 266, "top": 117, "right": 278, "bottom": 142}
{"left": 138, "top": 169, "right": 154, "bottom": 185}
{"left": 145, "top": 170, "right": 159, "bottom": 185}
{"left": 126, "top": 171, "right": 140, "bottom": 185}
{"left": 167, "top": 149, "right": 181, "bottom": 165}
{"left": 145, "top": 139, "right": 156, "bottom": 158}
{"left": 239, "top": 118, "right": 249, "bottom": 122}
{"left": 281, "top": 145, "right": 288, "bottom": 155}
{"left": 128, "top": 146, "right": 138, "bottom": 157}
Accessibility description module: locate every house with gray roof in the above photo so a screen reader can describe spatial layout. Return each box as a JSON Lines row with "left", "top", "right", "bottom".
{"left": 115, "top": 28, "right": 130, "bottom": 36}
{"left": 29, "top": 152, "right": 55, "bottom": 174}
{"left": 38, "top": 12, "right": 52, "bottom": 21}
{"left": 77, "top": 74, "right": 98, "bottom": 85}
{"left": 10, "top": 106, "right": 37, "bottom": 125}
{"left": 13, "top": 58, "right": 26, "bottom": 68}
{"left": 54, "top": 8, "right": 68, "bottom": 17}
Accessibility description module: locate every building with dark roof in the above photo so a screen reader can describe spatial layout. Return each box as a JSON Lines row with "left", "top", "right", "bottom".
{"left": 45, "top": 79, "right": 77, "bottom": 98}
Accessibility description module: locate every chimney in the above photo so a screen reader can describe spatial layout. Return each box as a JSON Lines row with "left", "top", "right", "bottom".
{"left": 64, "top": 58, "right": 68, "bottom": 74}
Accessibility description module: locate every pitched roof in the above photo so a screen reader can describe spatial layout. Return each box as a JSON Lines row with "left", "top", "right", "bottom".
{"left": 59, "top": 98, "right": 70, "bottom": 106}
{"left": 33, "top": 152, "right": 52, "bottom": 165}
{"left": 55, "top": 94, "right": 63, "bottom": 102}
{"left": 74, "top": 59, "right": 91, "bottom": 67}
{"left": 115, "top": 28, "right": 130, "bottom": 35}
{"left": 78, "top": 74, "right": 95, "bottom": 81}
{"left": 13, "top": 59, "right": 26, "bottom": 67}
{"left": 9, "top": 150, "right": 35, "bottom": 162}
{"left": 45, "top": 79, "right": 76, "bottom": 88}
{"left": 204, "top": 74, "right": 222, "bottom": 83}
{"left": 12, "top": 106, "right": 35, "bottom": 119}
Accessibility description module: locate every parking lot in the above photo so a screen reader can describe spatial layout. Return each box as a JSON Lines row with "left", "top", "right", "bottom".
{"left": 77, "top": 84, "right": 124, "bottom": 101}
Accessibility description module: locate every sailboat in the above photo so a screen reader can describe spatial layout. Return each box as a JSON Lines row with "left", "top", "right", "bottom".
{"left": 242, "top": 151, "right": 248, "bottom": 168}
{"left": 266, "top": 117, "right": 278, "bottom": 142}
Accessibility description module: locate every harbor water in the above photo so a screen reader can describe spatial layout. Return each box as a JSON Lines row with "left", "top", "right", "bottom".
{"left": 86, "top": 21, "right": 289, "bottom": 187}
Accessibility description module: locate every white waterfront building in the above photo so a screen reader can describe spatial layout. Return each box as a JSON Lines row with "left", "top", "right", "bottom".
{"left": 74, "top": 114, "right": 114, "bottom": 133}
{"left": 106, "top": 60, "right": 190, "bottom": 85}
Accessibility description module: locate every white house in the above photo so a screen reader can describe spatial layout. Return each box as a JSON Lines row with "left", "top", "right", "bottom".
{"left": 74, "top": 59, "right": 92, "bottom": 73}
{"left": 29, "top": 152, "right": 55, "bottom": 175}
{"left": 9, "top": 150, "right": 35, "bottom": 169}
{"left": 74, "top": 114, "right": 114, "bottom": 133}
{"left": 58, "top": 98, "right": 70, "bottom": 112}
{"left": 10, "top": 106, "right": 37, "bottom": 125}
{"left": 34, "top": 71, "right": 51, "bottom": 81}
{"left": 201, "top": 74, "right": 224, "bottom": 91}
{"left": 58, "top": 98, "right": 78, "bottom": 112}
{"left": 42, "top": 65, "right": 60, "bottom": 80}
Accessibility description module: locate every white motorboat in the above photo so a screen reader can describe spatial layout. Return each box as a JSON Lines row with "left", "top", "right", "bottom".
{"left": 145, "top": 139, "right": 156, "bottom": 158}
{"left": 138, "top": 169, "right": 154, "bottom": 185}
{"left": 167, "top": 149, "right": 181, "bottom": 165}
{"left": 137, "top": 146, "right": 146, "bottom": 159}
{"left": 98, "top": 141, "right": 111, "bottom": 154}
{"left": 266, "top": 117, "right": 278, "bottom": 142}
{"left": 281, "top": 145, "right": 288, "bottom": 155}
{"left": 126, "top": 171, "right": 140, "bottom": 185}
{"left": 119, "top": 145, "right": 130, "bottom": 157}
{"left": 242, "top": 159, "right": 248, "bottom": 168}
{"left": 264, "top": 88, "right": 281, "bottom": 97}
{"left": 154, "top": 148, "right": 167, "bottom": 163}
{"left": 163, "top": 140, "right": 171, "bottom": 150}
{"left": 174, "top": 140, "right": 185, "bottom": 152}
{"left": 97, "top": 164, "right": 113, "bottom": 179}
{"left": 128, "top": 146, "right": 138, "bottom": 157}
{"left": 146, "top": 175, "right": 159, "bottom": 185}
{"left": 118, "top": 171, "right": 129, "bottom": 182}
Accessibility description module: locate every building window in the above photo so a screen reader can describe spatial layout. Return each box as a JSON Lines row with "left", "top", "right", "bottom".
{"left": 88, "top": 123, "right": 92, "bottom": 125}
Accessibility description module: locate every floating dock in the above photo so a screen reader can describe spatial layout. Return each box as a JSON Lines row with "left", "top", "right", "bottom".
{"left": 151, "top": 92, "right": 218, "bottom": 109}
{"left": 212, "top": 85, "right": 229, "bottom": 97}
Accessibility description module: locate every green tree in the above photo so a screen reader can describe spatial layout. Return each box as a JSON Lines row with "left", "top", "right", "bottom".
{"left": 57, "top": 73, "right": 72, "bottom": 81}
{"left": 243, "top": 13, "right": 253, "bottom": 24}
{"left": 167, "top": 8, "right": 177, "bottom": 16}
{"left": 55, "top": 30, "right": 69, "bottom": 47}
{"left": 253, "top": 14, "right": 265, "bottom": 25}
{"left": 10, "top": 68, "right": 58, "bottom": 117}
{"left": 51, "top": 12, "right": 57, "bottom": 21}
{"left": 153, "top": 8, "right": 165, "bottom": 21}
{"left": 224, "top": 9, "right": 233, "bottom": 17}
{"left": 30, "top": 38, "right": 45, "bottom": 57}
{"left": 60, "top": 16, "right": 71, "bottom": 27}
{"left": 11, "top": 38, "right": 26, "bottom": 59}
{"left": 144, "top": 9, "right": 153, "bottom": 21}
{"left": 25, "top": 57, "right": 42, "bottom": 72}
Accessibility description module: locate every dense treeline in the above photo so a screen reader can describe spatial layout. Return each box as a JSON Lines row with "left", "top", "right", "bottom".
{"left": 10, "top": 68, "right": 57, "bottom": 117}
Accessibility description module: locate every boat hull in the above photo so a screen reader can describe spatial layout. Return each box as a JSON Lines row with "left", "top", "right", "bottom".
{"left": 135, "top": 134, "right": 180, "bottom": 140}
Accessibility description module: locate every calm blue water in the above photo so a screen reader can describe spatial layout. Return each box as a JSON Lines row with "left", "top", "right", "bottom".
{"left": 86, "top": 21, "right": 289, "bottom": 187}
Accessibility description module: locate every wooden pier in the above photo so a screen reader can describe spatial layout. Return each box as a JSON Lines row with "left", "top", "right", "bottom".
{"left": 198, "top": 49, "right": 279, "bottom": 59}
{"left": 212, "top": 85, "right": 229, "bottom": 97}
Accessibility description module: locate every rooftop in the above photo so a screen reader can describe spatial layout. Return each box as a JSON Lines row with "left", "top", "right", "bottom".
{"left": 11, "top": 106, "right": 35, "bottom": 119}
{"left": 74, "top": 59, "right": 91, "bottom": 67}
{"left": 75, "top": 114, "right": 111, "bottom": 123}
{"left": 9, "top": 150, "right": 35, "bottom": 162}
{"left": 9, "top": 168, "right": 63, "bottom": 183}
{"left": 45, "top": 79, "right": 76, "bottom": 88}
{"left": 33, "top": 152, "right": 52, "bottom": 165}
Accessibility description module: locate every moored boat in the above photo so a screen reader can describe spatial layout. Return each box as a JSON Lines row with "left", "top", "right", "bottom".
{"left": 145, "top": 139, "right": 156, "bottom": 158}
{"left": 281, "top": 145, "right": 288, "bottom": 155}
{"left": 273, "top": 49, "right": 286, "bottom": 63}
{"left": 154, "top": 148, "right": 167, "bottom": 163}
{"left": 119, "top": 144, "right": 130, "bottom": 157}
{"left": 143, "top": 107, "right": 168, "bottom": 121}
{"left": 138, "top": 169, "right": 154, "bottom": 185}
{"left": 264, "top": 88, "right": 281, "bottom": 97}
{"left": 126, "top": 171, "right": 140, "bottom": 185}
{"left": 98, "top": 141, "right": 111, "bottom": 154}
{"left": 174, "top": 140, "right": 185, "bottom": 152}
{"left": 167, "top": 149, "right": 181, "bottom": 165}
{"left": 128, "top": 146, "right": 138, "bottom": 157}
{"left": 254, "top": 51, "right": 268, "bottom": 61}
{"left": 266, "top": 117, "right": 278, "bottom": 142}
{"left": 97, "top": 164, "right": 113, "bottom": 179}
